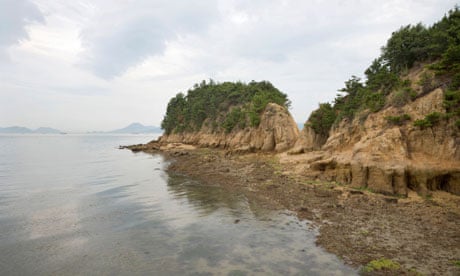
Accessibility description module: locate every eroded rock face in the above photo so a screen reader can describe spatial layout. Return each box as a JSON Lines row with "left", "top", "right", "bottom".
{"left": 295, "top": 83, "right": 460, "bottom": 196}
{"left": 290, "top": 125, "right": 328, "bottom": 153}
{"left": 159, "top": 103, "right": 299, "bottom": 152}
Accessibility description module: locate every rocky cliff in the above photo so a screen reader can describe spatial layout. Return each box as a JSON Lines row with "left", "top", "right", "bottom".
{"left": 288, "top": 68, "right": 460, "bottom": 196}
{"left": 160, "top": 103, "right": 300, "bottom": 152}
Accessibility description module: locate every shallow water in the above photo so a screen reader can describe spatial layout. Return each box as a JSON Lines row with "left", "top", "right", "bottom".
{"left": 0, "top": 134, "right": 356, "bottom": 275}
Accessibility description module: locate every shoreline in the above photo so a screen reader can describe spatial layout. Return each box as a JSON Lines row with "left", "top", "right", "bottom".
{"left": 124, "top": 142, "right": 460, "bottom": 275}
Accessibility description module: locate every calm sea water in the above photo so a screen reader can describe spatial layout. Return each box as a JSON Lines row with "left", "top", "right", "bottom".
{"left": 0, "top": 134, "right": 355, "bottom": 275}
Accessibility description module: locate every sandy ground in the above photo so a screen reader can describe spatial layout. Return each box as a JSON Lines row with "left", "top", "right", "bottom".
{"left": 125, "top": 143, "right": 460, "bottom": 275}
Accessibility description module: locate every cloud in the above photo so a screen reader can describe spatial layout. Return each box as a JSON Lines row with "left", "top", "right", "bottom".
{"left": 1, "top": 0, "right": 458, "bottom": 132}
{"left": 78, "top": 0, "right": 218, "bottom": 79}
{"left": 0, "top": 0, "right": 44, "bottom": 58}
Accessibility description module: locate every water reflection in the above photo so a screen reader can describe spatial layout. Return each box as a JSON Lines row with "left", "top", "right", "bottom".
{"left": 164, "top": 172, "right": 356, "bottom": 275}
{"left": 0, "top": 135, "right": 356, "bottom": 275}
{"left": 167, "top": 173, "right": 248, "bottom": 217}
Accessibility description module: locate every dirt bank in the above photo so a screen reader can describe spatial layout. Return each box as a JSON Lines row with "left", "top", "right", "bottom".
{"left": 125, "top": 143, "right": 460, "bottom": 275}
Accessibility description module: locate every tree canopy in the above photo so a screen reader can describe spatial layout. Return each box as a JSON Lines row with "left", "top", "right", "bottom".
{"left": 307, "top": 6, "right": 460, "bottom": 136}
{"left": 161, "top": 80, "right": 290, "bottom": 135}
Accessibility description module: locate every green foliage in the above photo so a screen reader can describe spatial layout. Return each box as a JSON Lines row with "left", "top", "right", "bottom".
{"left": 386, "top": 114, "right": 411, "bottom": 125}
{"left": 222, "top": 107, "right": 244, "bottom": 133}
{"left": 362, "top": 258, "right": 401, "bottom": 273}
{"left": 332, "top": 75, "right": 387, "bottom": 122}
{"left": 413, "top": 112, "right": 443, "bottom": 128}
{"left": 418, "top": 71, "right": 438, "bottom": 94}
{"left": 444, "top": 89, "right": 460, "bottom": 116}
{"left": 248, "top": 110, "right": 260, "bottom": 127}
{"left": 365, "top": 58, "right": 400, "bottom": 94}
{"left": 307, "top": 6, "right": 460, "bottom": 137}
{"left": 305, "top": 103, "right": 336, "bottom": 136}
{"left": 390, "top": 85, "right": 415, "bottom": 107}
{"left": 382, "top": 23, "right": 430, "bottom": 72}
{"left": 382, "top": 7, "right": 460, "bottom": 74}
{"left": 161, "top": 80, "right": 289, "bottom": 134}
{"left": 161, "top": 93, "right": 187, "bottom": 134}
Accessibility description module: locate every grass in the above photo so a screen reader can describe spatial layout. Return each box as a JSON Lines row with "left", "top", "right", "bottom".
{"left": 301, "top": 180, "right": 341, "bottom": 190}
{"left": 362, "top": 258, "right": 401, "bottom": 273}
{"left": 453, "top": 260, "right": 460, "bottom": 267}
{"left": 408, "top": 268, "right": 423, "bottom": 276}
{"left": 352, "top": 186, "right": 375, "bottom": 193}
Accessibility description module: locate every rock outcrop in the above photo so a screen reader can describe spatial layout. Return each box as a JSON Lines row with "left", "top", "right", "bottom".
{"left": 289, "top": 125, "right": 327, "bottom": 154}
{"left": 159, "top": 103, "right": 300, "bottom": 152}
{"left": 286, "top": 72, "right": 459, "bottom": 196}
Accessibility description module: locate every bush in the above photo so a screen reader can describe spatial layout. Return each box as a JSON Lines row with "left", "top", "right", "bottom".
{"left": 222, "top": 107, "right": 244, "bottom": 133}
{"left": 418, "top": 71, "right": 437, "bottom": 94}
{"left": 306, "top": 103, "right": 336, "bottom": 136}
{"left": 365, "top": 91, "right": 386, "bottom": 112}
{"left": 362, "top": 258, "right": 401, "bottom": 273}
{"left": 444, "top": 89, "right": 460, "bottom": 115}
{"left": 414, "top": 112, "right": 443, "bottom": 128}
{"left": 390, "top": 88, "right": 411, "bottom": 107}
{"left": 386, "top": 114, "right": 411, "bottom": 125}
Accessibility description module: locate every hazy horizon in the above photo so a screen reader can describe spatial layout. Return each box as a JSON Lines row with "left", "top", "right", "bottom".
{"left": 0, "top": 122, "right": 161, "bottom": 133}
{"left": 0, "top": 0, "right": 457, "bottom": 132}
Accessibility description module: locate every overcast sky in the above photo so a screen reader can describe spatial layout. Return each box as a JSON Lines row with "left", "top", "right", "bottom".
{"left": 0, "top": 0, "right": 457, "bottom": 132}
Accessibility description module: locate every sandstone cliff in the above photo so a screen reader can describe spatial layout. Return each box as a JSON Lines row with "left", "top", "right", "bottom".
{"left": 160, "top": 103, "right": 300, "bottom": 152}
{"left": 287, "top": 68, "right": 460, "bottom": 196}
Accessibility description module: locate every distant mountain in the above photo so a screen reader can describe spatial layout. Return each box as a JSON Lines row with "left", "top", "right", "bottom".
{"left": 108, "top": 123, "right": 162, "bottom": 134}
{"left": 33, "top": 127, "right": 61, "bottom": 134}
{"left": 0, "top": 126, "right": 32, "bottom": 133}
{"left": 0, "top": 126, "right": 62, "bottom": 134}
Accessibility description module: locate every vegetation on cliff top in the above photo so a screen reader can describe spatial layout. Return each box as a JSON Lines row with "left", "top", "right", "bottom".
{"left": 161, "top": 80, "right": 290, "bottom": 135}
{"left": 307, "top": 7, "right": 460, "bottom": 136}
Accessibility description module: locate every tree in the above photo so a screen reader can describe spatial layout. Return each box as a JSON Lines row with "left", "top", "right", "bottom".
{"left": 161, "top": 80, "right": 290, "bottom": 134}
{"left": 306, "top": 103, "right": 336, "bottom": 136}
{"left": 382, "top": 23, "right": 429, "bottom": 72}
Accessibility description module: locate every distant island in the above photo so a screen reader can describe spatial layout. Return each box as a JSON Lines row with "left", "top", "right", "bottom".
{"left": 0, "top": 126, "right": 62, "bottom": 134}
{"left": 103, "top": 123, "right": 161, "bottom": 134}
{"left": 0, "top": 123, "right": 161, "bottom": 134}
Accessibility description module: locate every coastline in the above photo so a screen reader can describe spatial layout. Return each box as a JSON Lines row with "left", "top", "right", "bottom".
{"left": 124, "top": 142, "right": 460, "bottom": 275}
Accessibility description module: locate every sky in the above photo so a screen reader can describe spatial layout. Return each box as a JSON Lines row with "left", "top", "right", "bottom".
{"left": 0, "top": 0, "right": 457, "bottom": 132}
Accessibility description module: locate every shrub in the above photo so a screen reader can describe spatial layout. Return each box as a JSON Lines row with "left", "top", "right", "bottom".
{"left": 390, "top": 87, "right": 412, "bottom": 107}
{"left": 386, "top": 114, "right": 411, "bottom": 125}
{"left": 426, "top": 112, "right": 442, "bottom": 123}
{"left": 418, "top": 71, "right": 437, "bottom": 94}
{"left": 362, "top": 258, "right": 401, "bottom": 273}
{"left": 365, "top": 91, "right": 386, "bottom": 112}
{"left": 306, "top": 103, "right": 336, "bottom": 136}
{"left": 444, "top": 89, "right": 460, "bottom": 115}
{"left": 222, "top": 107, "right": 244, "bottom": 133}
{"left": 414, "top": 112, "right": 443, "bottom": 128}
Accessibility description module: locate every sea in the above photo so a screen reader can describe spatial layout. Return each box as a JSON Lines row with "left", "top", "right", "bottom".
{"left": 0, "top": 134, "right": 356, "bottom": 275}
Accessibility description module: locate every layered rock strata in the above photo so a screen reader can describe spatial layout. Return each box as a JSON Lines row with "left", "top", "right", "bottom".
{"left": 159, "top": 103, "right": 300, "bottom": 152}
{"left": 289, "top": 86, "right": 459, "bottom": 196}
